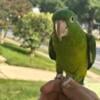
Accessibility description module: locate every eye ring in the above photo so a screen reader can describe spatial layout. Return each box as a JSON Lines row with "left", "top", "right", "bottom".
{"left": 70, "top": 16, "right": 74, "bottom": 23}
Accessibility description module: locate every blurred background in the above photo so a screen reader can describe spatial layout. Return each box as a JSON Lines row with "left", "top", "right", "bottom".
{"left": 0, "top": 0, "right": 100, "bottom": 100}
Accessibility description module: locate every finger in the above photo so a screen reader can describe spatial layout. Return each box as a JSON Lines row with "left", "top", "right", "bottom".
{"left": 80, "top": 86, "right": 100, "bottom": 100}
{"left": 39, "top": 92, "right": 59, "bottom": 100}
{"left": 39, "top": 94, "right": 48, "bottom": 100}
{"left": 62, "top": 78, "right": 99, "bottom": 100}
{"left": 59, "top": 93, "right": 70, "bottom": 100}
{"left": 62, "top": 78, "right": 79, "bottom": 99}
{"left": 40, "top": 79, "right": 62, "bottom": 94}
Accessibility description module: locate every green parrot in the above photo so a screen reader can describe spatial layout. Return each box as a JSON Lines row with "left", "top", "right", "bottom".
{"left": 49, "top": 8, "right": 96, "bottom": 84}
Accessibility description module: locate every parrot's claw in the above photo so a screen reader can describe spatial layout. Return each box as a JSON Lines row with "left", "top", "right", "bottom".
{"left": 55, "top": 74, "right": 64, "bottom": 80}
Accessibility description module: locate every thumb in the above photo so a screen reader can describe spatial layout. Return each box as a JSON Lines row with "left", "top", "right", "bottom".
{"left": 40, "top": 79, "right": 62, "bottom": 94}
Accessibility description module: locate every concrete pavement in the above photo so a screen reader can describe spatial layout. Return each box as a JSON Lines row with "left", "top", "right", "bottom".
{"left": 0, "top": 63, "right": 100, "bottom": 82}
{"left": 0, "top": 63, "right": 55, "bottom": 81}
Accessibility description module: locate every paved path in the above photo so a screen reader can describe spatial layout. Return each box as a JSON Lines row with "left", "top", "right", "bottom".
{"left": 0, "top": 63, "right": 55, "bottom": 81}
{"left": 0, "top": 63, "right": 100, "bottom": 82}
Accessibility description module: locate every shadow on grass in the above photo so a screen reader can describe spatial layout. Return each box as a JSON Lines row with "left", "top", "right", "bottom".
{"left": 1, "top": 42, "right": 30, "bottom": 55}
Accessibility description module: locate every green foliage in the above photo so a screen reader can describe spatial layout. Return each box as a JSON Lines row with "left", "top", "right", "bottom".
{"left": 29, "top": 0, "right": 100, "bottom": 23}
{"left": 0, "top": 79, "right": 44, "bottom": 100}
{"left": 22, "top": 12, "right": 53, "bottom": 34}
{"left": 40, "top": 0, "right": 65, "bottom": 13}
{"left": 65, "top": 0, "right": 89, "bottom": 22}
{"left": 89, "top": 0, "right": 100, "bottom": 8}
{"left": 0, "top": 42, "right": 55, "bottom": 71}
{"left": 0, "top": 0, "right": 32, "bottom": 27}
{"left": 64, "top": 0, "right": 99, "bottom": 22}
{"left": 95, "top": 8, "right": 100, "bottom": 22}
{"left": 64, "top": 0, "right": 100, "bottom": 33}
{"left": 14, "top": 12, "right": 53, "bottom": 53}
{"left": 29, "top": 0, "right": 65, "bottom": 13}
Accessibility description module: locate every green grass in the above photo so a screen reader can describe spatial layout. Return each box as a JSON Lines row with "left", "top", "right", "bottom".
{"left": 0, "top": 42, "right": 100, "bottom": 75}
{"left": 0, "top": 42, "right": 55, "bottom": 71}
{"left": 96, "top": 40, "right": 100, "bottom": 45}
{"left": 85, "top": 82, "right": 100, "bottom": 97}
{"left": 0, "top": 79, "right": 99, "bottom": 100}
{"left": 0, "top": 79, "right": 44, "bottom": 100}
{"left": 90, "top": 67, "right": 100, "bottom": 75}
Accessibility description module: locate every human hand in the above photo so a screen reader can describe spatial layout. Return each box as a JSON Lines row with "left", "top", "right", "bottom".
{"left": 39, "top": 77, "right": 99, "bottom": 100}
{"left": 39, "top": 78, "right": 69, "bottom": 100}
{"left": 62, "top": 78, "right": 100, "bottom": 100}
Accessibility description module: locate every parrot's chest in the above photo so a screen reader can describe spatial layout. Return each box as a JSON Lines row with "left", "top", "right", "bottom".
{"left": 53, "top": 35, "right": 87, "bottom": 72}
{"left": 54, "top": 36, "right": 86, "bottom": 57}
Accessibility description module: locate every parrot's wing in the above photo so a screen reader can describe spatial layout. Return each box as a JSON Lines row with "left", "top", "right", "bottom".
{"left": 86, "top": 34, "right": 96, "bottom": 70}
{"left": 48, "top": 37, "right": 56, "bottom": 60}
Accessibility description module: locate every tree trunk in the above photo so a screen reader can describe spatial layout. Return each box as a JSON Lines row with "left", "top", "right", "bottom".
{"left": 87, "top": 7, "right": 96, "bottom": 35}
{"left": 29, "top": 48, "right": 36, "bottom": 57}
{"left": 99, "top": 26, "right": 100, "bottom": 40}
{"left": 4, "top": 31, "right": 8, "bottom": 38}
{"left": 0, "top": 29, "right": 5, "bottom": 44}
{"left": 87, "top": 20, "right": 93, "bottom": 35}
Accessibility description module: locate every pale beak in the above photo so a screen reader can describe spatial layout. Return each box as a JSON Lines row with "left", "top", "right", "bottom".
{"left": 55, "top": 20, "right": 68, "bottom": 40}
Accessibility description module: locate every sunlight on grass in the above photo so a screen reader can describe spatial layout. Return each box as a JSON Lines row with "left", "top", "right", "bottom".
{"left": 85, "top": 82, "right": 100, "bottom": 97}
{"left": 0, "top": 79, "right": 44, "bottom": 100}
{"left": 85, "top": 77, "right": 100, "bottom": 97}
{"left": 90, "top": 67, "right": 100, "bottom": 75}
{"left": 0, "top": 42, "right": 100, "bottom": 75}
{"left": 0, "top": 42, "right": 100, "bottom": 98}
{"left": 0, "top": 42, "right": 55, "bottom": 71}
{"left": 0, "top": 79, "right": 99, "bottom": 100}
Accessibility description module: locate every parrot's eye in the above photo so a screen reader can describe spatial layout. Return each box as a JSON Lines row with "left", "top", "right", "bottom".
{"left": 70, "top": 16, "right": 74, "bottom": 23}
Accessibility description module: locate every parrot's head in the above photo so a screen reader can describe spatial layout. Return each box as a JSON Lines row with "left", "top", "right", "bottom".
{"left": 52, "top": 8, "right": 81, "bottom": 41}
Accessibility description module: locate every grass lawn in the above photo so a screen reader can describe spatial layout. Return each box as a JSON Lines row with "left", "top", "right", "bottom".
{"left": 85, "top": 82, "right": 100, "bottom": 97}
{"left": 90, "top": 67, "right": 100, "bottom": 75}
{"left": 0, "top": 42, "right": 55, "bottom": 71}
{"left": 0, "top": 79, "right": 99, "bottom": 100}
{"left": 0, "top": 79, "right": 44, "bottom": 100}
{"left": 0, "top": 42, "right": 100, "bottom": 75}
{"left": 96, "top": 40, "right": 100, "bottom": 44}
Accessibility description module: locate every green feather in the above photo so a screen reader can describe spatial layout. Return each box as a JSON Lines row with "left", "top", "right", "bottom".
{"left": 86, "top": 34, "right": 96, "bottom": 69}
{"left": 49, "top": 37, "right": 56, "bottom": 60}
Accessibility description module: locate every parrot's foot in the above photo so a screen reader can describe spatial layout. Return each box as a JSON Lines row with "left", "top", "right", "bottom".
{"left": 55, "top": 74, "right": 64, "bottom": 80}
{"left": 62, "top": 77, "right": 73, "bottom": 87}
{"left": 66, "top": 74, "right": 73, "bottom": 79}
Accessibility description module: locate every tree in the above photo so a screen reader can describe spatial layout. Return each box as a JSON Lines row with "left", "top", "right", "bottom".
{"left": 29, "top": 0, "right": 100, "bottom": 35}
{"left": 29, "top": 0, "right": 65, "bottom": 13}
{"left": 0, "top": 0, "right": 32, "bottom": 43}
{"left": 85, "top": 0, "right": 100, "bottom": 34}
{"left": 95, "top": 8, "right": 100, "bottom": 22}
{"left": 90, "top": 0, "right": 100, "bottom": 8}
{"left": 40, "top": 0, "right": 65, "bottom": 12}
{"left": 65, "top": 0, "right": 100, "bottom": 34}
{"left": 14, "top": 12, "right": 53, "bottom": 55}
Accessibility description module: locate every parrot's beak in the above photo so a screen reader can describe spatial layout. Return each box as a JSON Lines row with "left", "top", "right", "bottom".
{"left": 55, "top": 20, "right": 68, "bottom": 41}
